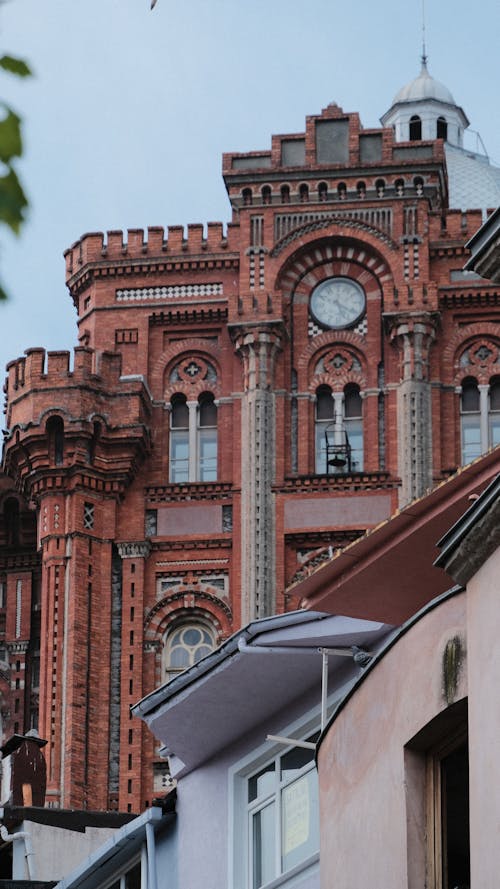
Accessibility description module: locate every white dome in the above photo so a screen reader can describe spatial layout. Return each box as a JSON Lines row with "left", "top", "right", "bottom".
{"left": 392, "top": 61, "right": 455, "bottom": 106}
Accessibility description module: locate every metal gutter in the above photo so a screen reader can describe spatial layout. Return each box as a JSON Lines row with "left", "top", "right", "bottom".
{"left": 132, "top": 610, "right": 330, "bottom": 719}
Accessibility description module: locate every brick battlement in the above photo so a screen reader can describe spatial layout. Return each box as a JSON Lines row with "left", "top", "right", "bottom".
{"left": 428, "top": 208, "right": 484, "bottom": 241}
{"left": 64, "top": 223, "right": 235, "bottom": 279}
{"left": 4, "top": 346, "right": 145, "bottom": 403}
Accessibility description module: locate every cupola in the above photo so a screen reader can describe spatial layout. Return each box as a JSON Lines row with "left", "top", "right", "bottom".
{"left": 381, "top": 58, "right": 469, "bottom": 147}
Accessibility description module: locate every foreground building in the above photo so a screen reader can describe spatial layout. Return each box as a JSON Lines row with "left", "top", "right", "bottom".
{"left": 311, "top": 467, "right": 500, "bottom": 889}
{"left": 1, "top": 60, "right": 500, "bottom": 810}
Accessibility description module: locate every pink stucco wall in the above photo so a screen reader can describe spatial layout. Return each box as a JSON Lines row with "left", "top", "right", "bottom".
{"left": 466, "top": 547, "right": 500, "bottom": 887}
{"left": 317, "top": 592, "right": 467, "bottom": 889}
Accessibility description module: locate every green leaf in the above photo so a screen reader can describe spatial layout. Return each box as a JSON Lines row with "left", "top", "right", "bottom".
{"left": 0, "top": 106, "right": 22, "bottom": 162}
{"left": 0, "top": 165, "right": 28, "bottom": 234}
{"left": 0, "top": 55, "right": 32, "bottom": 78}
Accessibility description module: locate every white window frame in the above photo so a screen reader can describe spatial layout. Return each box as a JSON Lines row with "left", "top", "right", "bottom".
{"left": 169, "top": 397, "right": 218, "bottom": 483}
{"left": 459, "top": 378, "right": 500, "bottom": 465}
{"left": 229, "top": 711, "right": 323, "bottom": 889}
{"left": 100, "top": 849, "right": 145, "bottom": 889}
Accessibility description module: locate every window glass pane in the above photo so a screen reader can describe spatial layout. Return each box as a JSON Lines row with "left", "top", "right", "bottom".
{"left": 281, "top": 768, "right": 319, "bottom": 874}
{"left": 183, "top": 628, "right": 202, "bottom": 645}
{"left": 199, "top": 398, "right": 217, "bottom": 427}
{"left": 253, "top": 802, "right": 276, "bottom": 889}
{"left": 199, "top": 429, "right": 217, "bottom": 481}
{"left": 489, "top": 413, "right": 500, "bottom": 447}
{"left": 489, "top": 379, "right": 500, "bottom": 411}
{"left": 171, "top": 398, "right": 189, "bottom": 428}
{"left": 461, "top": 415, "right": 481, "bottom": 464}
{"left": 316, "top": 388, "right": 334, "bottom": 420}
{"left": 125, "top": 862, "right": 141, "bottom": 889}
{"left": 461, "top": 380, "right": 479, "bottom": 412}
{"left": 170, "top": 431, "right": 189, "bottom": 482}
{"left": 345, "top": 419, "right": 363, "bottom": 471}
{"left": 170, "top": 647, "right": 190, "bottom": 668}
{"left": 280, "top": 746, "right": 315, "bottom": 782}
{"left": 249, "top": 763, "right": 275, "bottom": 803}
{"left": 344, "top": 386, "right": 362, "bottom": 418}
{"left": 315, "top": 423, "right": 328, "bottom": 473}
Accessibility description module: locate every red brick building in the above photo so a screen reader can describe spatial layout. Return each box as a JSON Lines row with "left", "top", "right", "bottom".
{"left": 1, "top": 64, "right": 500, "bottom": 812}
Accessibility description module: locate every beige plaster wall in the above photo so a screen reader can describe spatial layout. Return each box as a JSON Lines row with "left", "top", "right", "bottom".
{"left": 466, "top": 546, "right": 500, "bottom": 888}
{"left": 317, "top": 592, "right": 467, "bottom": 889}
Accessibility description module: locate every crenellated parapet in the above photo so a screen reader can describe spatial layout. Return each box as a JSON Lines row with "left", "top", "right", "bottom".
{"left": 3, "top": 346, "right": 152, "bottom": 500}
{"left": 64, "top": 223, "right": 240, "bottom": 296}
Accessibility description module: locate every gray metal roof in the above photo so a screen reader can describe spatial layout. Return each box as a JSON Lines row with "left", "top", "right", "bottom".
{"left": 445, "top": 143, "right": 500, "bottom": 213}
{"left": 392, "top": 61, "right": 455, "bottom": 105}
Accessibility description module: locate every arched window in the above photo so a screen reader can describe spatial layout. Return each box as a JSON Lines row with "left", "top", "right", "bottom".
{"left": 436, "top": 116, "right": 448, "bottom": 140}
{"left": 460, "top": 377, "right": 481, "bottom": 465}
{"left": 163, "top": 621, "right": 216, "bottom": 681}
{"left": 198, "top": 393, "right": 218, "bottom": 481}
{"left": 375, "top": 179, "right": 385, "bottom": 198}
{"left": 4, "top": 497, "right": 20, "bottom": 546}
{"left": 337, "top": 182, "right": 347, "bottom": 201}
{"left": 344, "top": 384, "right": 363, "bottom": 471}
{"left": 261, "top": 186, "right": 272, "bottom": 205}
{"left": 169, "top": 392, "right": 218, "bottom": 483}
{"left": 170, "top": 394, "right": 189, "bottom": 482}
{"left": 242, "top": 188, "right": 253, "bottom": 206}
{"left": 488, "top": 376, "right": 500, "bottom": 449}
{"left": 356, "top": 181, "right": 366, "bottom": 199}
{"left": 318, "top": 182, "right": 328, "bottom": 202}
{"left": 47, "top": 416, "right": 64, "bottom": 466}
{"left": 414, "top": 176, "right": 424, "bottom": 197}
{"left": 314, "top": 385, "right": 363, "bottom": 473}
{"left": 395, "top": 178, "right": 405, "bottom": 197}
{"left": 299, "top": 183, "right": 309, "bottom": 203}
{"left": 280, "top": 184, "right": 290, "bottom": 204}
{"left": 409, "top": 115, "right": 422, "bottom": 141}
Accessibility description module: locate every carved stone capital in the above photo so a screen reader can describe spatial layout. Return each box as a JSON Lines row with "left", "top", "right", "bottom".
{"left": 117, "top": 541, "right": 151, "bottom": 560}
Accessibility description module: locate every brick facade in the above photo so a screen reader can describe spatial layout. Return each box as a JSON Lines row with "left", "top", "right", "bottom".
{"left": 1, "top": 100, "right": 499, "bottom": 812}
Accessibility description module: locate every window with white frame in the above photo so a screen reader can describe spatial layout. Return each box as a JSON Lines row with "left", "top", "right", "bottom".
{"left": 246, "top": 736, "right": 319, "bottom": 889}
{"left": 169, "top": 392, "right": 217, "bottom": 482}
{"left": 163, "top": 620, "right": 216, "bottom": 682}
{"left": 460, "top": 376, "right": 500, "bottom": 465}
{"left": 315, "top": 384, "right": 363, "bottom": 473}
{"left": 105, "top": 857, "right": 142, "bottom": 889}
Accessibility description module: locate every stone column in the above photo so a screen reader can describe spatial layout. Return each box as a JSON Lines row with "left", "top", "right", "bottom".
{"left": 231, "top": 323, "right": 283, "bottom": 624}
{"left": 387, "top": 313, "right": 439, "bottom": 505}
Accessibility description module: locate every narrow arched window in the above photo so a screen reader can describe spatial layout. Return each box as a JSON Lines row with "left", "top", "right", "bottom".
{"left": 460, "top": 378, "right": 481, "bottom": 465}
{"left": 414, "top": 176, "right": 424, "bottom": 197}
{"left": 163, "top": 621, "right": 216, "bottom": 682}
{"left": 318, "top": 182, "right": 328, "bottom": 202}
{"left": 4, "top": 497, "right": 20, "bottom": 547}
{"left": 409, "top": 115, "right": 422, "bottom": 141}
{"left": 198, "top": 393, "right": 217, "bottom": 481}
{"left": 344, "top": 384, "right": 363, "bottom": 471}
{"left": 280, "top": 184, "right": 290, "bottom": 204}
{"left": 261, "top": 186, "right": 271, "bottom": 205}
{"left": 315, "top": 386, "right": 334, "bottom": 473}
{"left": 356, "top": 181, "right": 366, "bottom": 199}
{"left": 337, "top": 182, "right": 347, "bottom": 200}
{"left": 437, "top": 117, "right": 448, "bottom": 140}
{"left": 299, "top": 183, "right": 309, "bottom": 203}
{"left": 242, "top": 188, "right": 253, "bottom": 206}
{"left": 375, "top": 179, "right": 385, "bottom": 198}
{"left": 170, "top": 394, "right": 189, "bottom": 482}
{"left": 47, "top": 416, "right": 64, "bottom": 466}
{"left": 395, "top": 179, "right": 405, "bottom": 197}
{"left": 488, "top": 376, "right": 500, "bottom": 449}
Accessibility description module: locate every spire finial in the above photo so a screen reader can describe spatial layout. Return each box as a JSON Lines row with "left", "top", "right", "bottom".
{"left": 421, "top": 0, "right": 428, "bottom": 68}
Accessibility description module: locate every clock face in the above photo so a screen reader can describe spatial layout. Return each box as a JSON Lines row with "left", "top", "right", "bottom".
{"left": 310, "top": 277, "right": 366, "bottom": 329}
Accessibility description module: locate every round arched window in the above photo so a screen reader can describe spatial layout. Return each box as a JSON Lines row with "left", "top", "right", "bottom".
{"left": 164, "top": 622, "right": 216, "bottom": 680}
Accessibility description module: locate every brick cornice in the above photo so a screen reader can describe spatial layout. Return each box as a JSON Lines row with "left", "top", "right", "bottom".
{"left": 66, "top": 254, "right": 240, "bottom": 297}
{"left": 275, "top": 471, "right": 396, "bottom": 494}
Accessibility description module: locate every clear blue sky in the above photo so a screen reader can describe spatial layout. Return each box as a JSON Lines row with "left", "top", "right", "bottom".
{"left": 1, "top": 0, "right": 499, "bottom": 378}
